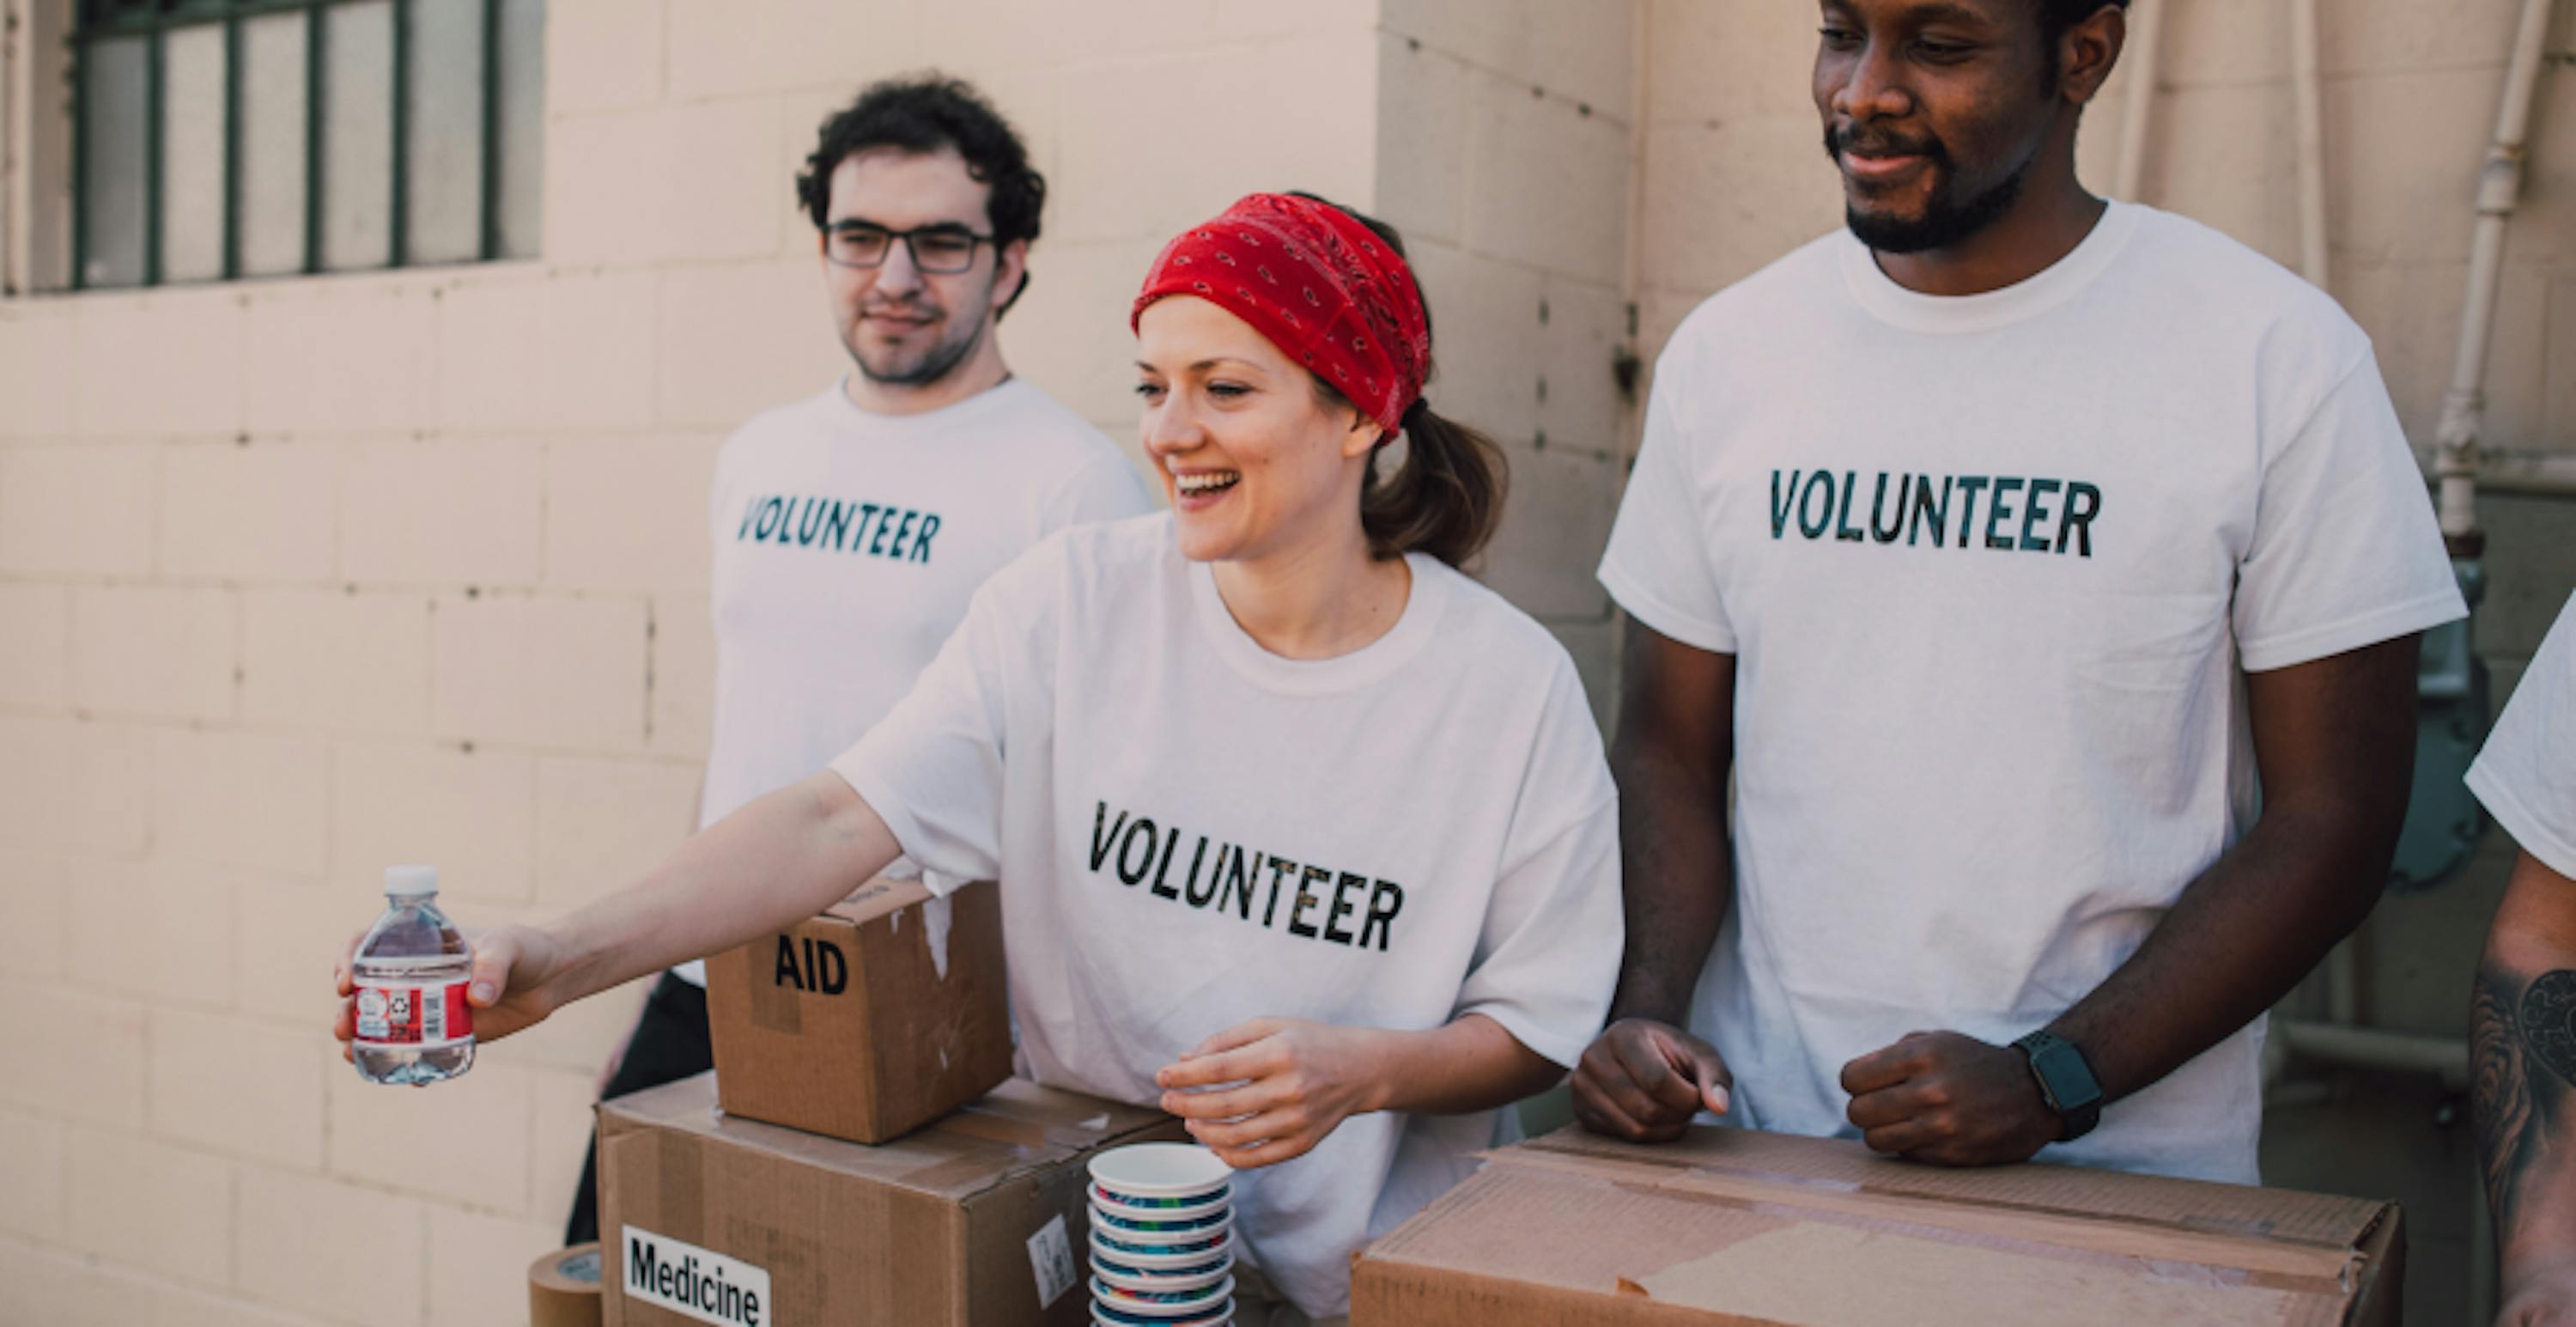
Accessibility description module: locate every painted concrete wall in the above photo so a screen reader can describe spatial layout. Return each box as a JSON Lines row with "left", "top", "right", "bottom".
{"left": 0, "top": 1, "right": 2570, "bottom": 1323}
{"left": 0, "top": 2, "right": 1381, "bottom": 1323}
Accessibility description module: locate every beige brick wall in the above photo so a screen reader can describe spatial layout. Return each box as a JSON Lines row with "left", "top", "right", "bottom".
{"left": 2, "top": 1, "right": 2570, "bottom": 1323}
{"left": 1376, "top": 0, "right": 1640, "bottom": 726}
{"left": 0, "top": 2, "right": 1382, "bottom": 1323}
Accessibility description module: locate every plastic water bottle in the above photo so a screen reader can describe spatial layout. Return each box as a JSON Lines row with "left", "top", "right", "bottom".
{"left": 351, "top": 865, "right": 476, "bottom": 1086}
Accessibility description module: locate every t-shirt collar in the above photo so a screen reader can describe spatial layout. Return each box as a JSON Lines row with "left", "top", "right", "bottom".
{"left": 821, "top": 373, "right": 1033, "bottom": 436}
{"left": 1839, "top": 199, "right": 2142, "bottom": 335}
{"left": 1187, "top": 550, "right": 1448, "bottom": 697}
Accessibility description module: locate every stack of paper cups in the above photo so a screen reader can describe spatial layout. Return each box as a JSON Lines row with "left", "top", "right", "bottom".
{"left": 1086, "top": 1142, "right": 1236, "bottom": 1327}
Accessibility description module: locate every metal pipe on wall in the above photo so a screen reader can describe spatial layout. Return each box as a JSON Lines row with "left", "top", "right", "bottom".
{"left": 2272, "top": 1020, "right": 2471, "bottom": 1092}
{"left": 2, "top": 0, "right": 24, "bottom": 295}
{"left": 2474, "top": 450, "right": 2576, "bottom": 498}
{"left": 2288, "top": 0, "right": 2331, "bottom": 290}
{"left": 2110, "top": 0, "right": 2166, "bottom": 201}
{"left": 2433, "top": 0, "right": 2561, "bottom": 551}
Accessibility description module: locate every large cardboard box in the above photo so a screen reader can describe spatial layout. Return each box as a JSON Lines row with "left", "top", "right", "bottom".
{"left": 705, "top": 875, "right": 1012, "bottom": 1144}
{"left": 1353, "top": 1125, "right": 2403, "bottom": 1326}
{"left": 599, "top": 1071, "right": 1186, "bottom": 1327}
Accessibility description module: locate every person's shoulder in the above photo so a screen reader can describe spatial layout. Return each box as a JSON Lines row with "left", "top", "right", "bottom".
{"left": 718, "top": 382, "right": 842, "bottom": 457}
{"left": 988, "top": 380, "right": 1133, "bottom": 471}
{"left": 1425, "top": 560, "right": 1585, "bottom": 684}
{"left": 2123, "top": 205, "right": 2368, "bottom": 356}
{"left": 1665, "top": 230, "right": 1848, "bottom": 353}
{"left": 1018, "top": 509, "right": 1176, "bottom": 583}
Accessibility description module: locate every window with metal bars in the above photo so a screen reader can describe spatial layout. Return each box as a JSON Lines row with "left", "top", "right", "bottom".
{"left": 72, "top": 0, "right": 544, "bottom": 289}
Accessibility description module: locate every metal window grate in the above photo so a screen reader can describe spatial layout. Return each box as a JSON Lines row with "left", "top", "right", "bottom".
{"left": 70, "top": 0, "right": 544, "bottom": 290}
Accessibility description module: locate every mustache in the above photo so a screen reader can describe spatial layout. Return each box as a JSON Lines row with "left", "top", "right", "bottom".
{"left": 1825, "top": 123, "right": 1952, "bottom": 167}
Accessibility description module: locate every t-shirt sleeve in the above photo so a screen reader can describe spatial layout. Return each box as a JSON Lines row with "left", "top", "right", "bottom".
{"left": 826, "top": 550, "right": 1054, "bottom": 883}
{"left": 1449, "top": 660, "right": 1624, "bottom": 1068}
{"left": 1042, "top": 450, "right": 1154, "bottom": 533}
{"left": 1597, "top": 344, "right": 1735, "bottom": 653}
{"left": 2233, "top": 349, "right": 2465, "bottom": 672}
{"left": 2467, "top": 593, "right": 2576, "bottom": 879}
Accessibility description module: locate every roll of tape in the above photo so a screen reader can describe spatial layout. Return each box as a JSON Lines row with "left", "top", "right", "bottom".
{"left": 529, "top": 1242, "right": 603, "bottom": 1327}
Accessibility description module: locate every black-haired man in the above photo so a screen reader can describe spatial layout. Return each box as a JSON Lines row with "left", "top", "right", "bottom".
{"left": 1575, "top": 0, "right": 2464, "bottom": 1183}
{"left": 565, "top": 75, "right": 1146, "bottom": 1243}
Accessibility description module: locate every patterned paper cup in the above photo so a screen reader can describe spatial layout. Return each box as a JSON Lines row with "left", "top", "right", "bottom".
{"left": 1092, "top": 1307, "right": 1231, "bottom": 1327}
{"left": 1087, "top": 1143, "right": 1234, "bottom": 1205}
{"left": 1091, "top": 1178, "right": 1232, "bottom": 1211}
{"left": 1090, "top": 1228, "right": 1232, "bottom": 1267}
{"left": 1088, "top": 1204, "right": 1234, "bottom": 1242}
{"left": 1090, "top": 1273, "right": 1235, "bottom": 1318}
{"left": 1091, "top": 1185, "right": 1230, "bottom": 1224}
{"left": 1091, "top": 1251, "right": 1234, "bottom": 1294}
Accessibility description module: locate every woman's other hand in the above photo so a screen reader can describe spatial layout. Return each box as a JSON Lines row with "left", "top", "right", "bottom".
{"left": 1155, "top": 1017, "right": 1394, "bottom": 1169}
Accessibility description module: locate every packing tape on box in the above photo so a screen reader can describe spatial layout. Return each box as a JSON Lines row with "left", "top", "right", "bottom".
{"left": 529, "top": 1242, "right": 603, "bottom": 1327}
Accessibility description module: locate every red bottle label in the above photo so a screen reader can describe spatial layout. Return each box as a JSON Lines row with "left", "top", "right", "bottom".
{"left": 354, "top": 980, "right": 474, "bottom": 1050}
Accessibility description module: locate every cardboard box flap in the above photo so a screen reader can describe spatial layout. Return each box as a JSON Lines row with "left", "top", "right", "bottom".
{"left": 1519, "top": 1126, "right": 2390, "bottom": 1255}
{"left": 940, "top": 1077, "right": 1172, "bottom": 1150}
{"left": 1355, "top": 1128, "right": 2398, "bottom": 1327}
{"left": 603, "top": 1073, "right": 1175, "bottom": 1203}
{"left": 603, "top": 1074, "right": 1052, "bottom": 1203}
{"left": 821, "top": 876, "right": 945, "bottom": 927}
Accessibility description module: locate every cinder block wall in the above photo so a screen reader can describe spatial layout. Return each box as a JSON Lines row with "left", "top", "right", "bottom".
{"left": 0, "top": 2, "right": 1381, "bottom": 1323}
{"left": 1370, "top": 0, "right": 1640, "bottom": 726}
{"left": 3, "top": 0, "right": 2573, "bottom": 1323}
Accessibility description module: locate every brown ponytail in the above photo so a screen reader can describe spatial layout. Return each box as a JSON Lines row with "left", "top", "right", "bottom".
{"left": 1360, "top": 401, "right": 1508, "bottom": 567}
{"left": 1285, "top": 192, "right": 1510, "bottom": 568}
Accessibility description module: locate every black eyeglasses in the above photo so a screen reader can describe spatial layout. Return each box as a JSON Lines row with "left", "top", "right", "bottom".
{"left": 823, "top": 222, "right": 994, "bottom": 274}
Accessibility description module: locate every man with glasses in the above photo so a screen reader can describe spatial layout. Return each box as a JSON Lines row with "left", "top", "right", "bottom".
{"left": 562, "top": 75, "right": 1147, "bottom": 1245}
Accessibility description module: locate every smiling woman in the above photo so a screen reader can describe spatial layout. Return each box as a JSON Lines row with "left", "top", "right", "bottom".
{"left": 1131, "top": 193, "right": 1508, "bottom": 660}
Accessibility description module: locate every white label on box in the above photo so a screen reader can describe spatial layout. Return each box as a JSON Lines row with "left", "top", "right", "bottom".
{"left": 622, "top": 1225, "right": 773, "bottom": 1327}
{"left": 1027, "top": 1214, "right": 1076, "bottom": 1307}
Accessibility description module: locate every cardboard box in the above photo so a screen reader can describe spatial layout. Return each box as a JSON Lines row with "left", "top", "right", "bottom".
{"left": 599, "top": 1071, "right": 1186, "bottom": 1327}
{"left": 705, "top": 875, "right": 1012, "bottom": 1144}
{"left": 1353, "top": 1125, "right": 2403, "bottom": 1326}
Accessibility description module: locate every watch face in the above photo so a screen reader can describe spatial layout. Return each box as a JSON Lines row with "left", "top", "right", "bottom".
{"left": 2031, "top": 1040, "right": 2102, "bottom": 1108}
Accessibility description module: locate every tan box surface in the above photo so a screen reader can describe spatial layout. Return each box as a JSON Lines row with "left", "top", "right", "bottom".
{"left": 598, "top": 1072, "right": 1183, "bottom": 1327}
{"left": 705, "top": 876, "right": 1012, "bottom": 1144}
{"left": 1353, "top": 1125, "right": 2403, "bottom": 1326}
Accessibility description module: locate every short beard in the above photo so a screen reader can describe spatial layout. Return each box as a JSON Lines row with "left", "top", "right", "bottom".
{"left": 1844, "top": 153, "right": 2032, "bottom": 254}
{"left": 854, "top": 311, "right": 986, "bottom": 389}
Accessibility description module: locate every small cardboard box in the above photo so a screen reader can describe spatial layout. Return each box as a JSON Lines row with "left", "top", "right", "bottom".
{"left": 1353, "top": 1125, "right": 2403, "bottom": 1326}
{"left": 599, "top": 1071, "right": 1186, "bottom": 1327}
{"left": 704, "top": 875, "right": 1012, "bottom": 1144}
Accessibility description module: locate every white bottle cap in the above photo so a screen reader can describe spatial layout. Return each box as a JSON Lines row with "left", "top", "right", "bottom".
{"left": 384, "top": 864, "right": 440, "bottom": 897}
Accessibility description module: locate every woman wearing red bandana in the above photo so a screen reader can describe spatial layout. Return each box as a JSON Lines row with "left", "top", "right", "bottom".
{"left": 333, "top": 194, "right": 1621, "bottom": 1324}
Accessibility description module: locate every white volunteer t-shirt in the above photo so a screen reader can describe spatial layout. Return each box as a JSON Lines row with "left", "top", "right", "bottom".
{"left": 1598, "top": 202, "right": 2465, "bottom": 1184}
{"left": 2470, "top": 593, "right": 2576, "bottom": 879}
{"left": 674, "top": 377, "right": 1149, "bottom": 985}
{"left": 831, "top": 514, "right": 1621, "bottom": 1317}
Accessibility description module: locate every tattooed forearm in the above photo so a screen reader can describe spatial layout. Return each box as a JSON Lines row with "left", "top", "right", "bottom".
{"left": 2475, "top": 963, "right": 2537, "bottom": 1224}
{"left": 2474, "top": 962, "right": 2576, "bottom": 1237}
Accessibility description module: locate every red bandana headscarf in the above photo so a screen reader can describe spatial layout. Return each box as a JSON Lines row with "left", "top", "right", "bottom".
{"left": 1131, "top": 193, "right": 1432, "bottom": 438}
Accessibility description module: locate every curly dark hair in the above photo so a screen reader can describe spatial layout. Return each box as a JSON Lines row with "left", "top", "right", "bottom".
{"left": 2038, "top": 0, "right": 2130, "bottom": 43}
{"left": 795, "top": 75, "right": 1046, "bottom": 310}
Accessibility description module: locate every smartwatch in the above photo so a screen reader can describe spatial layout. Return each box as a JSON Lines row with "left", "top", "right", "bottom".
{"left": 2011, "top": 1030, "right": 2104, "bottom": 1142}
